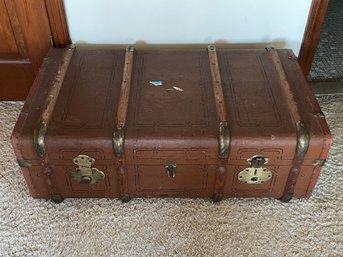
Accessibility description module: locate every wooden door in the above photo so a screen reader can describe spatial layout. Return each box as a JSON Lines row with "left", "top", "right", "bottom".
{"left": 0, "top": 0, "right": 70, "bottom": 100}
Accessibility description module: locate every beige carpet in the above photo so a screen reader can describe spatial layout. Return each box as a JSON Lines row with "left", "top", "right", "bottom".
{"left": 0, "top": 95, "right": 342, "bottom": 257}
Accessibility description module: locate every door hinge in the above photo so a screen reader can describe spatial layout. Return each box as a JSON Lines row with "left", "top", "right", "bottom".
{"left": 50, "top": 35, "right": 56, "bottom": 48}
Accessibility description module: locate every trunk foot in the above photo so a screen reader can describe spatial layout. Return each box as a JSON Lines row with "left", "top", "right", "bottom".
{"left": 51, "top": 194, "right": 64, "bottom": 204}
{"left": 213, "top": 194, "right": 223, "bottom": 203}
{"left": 120, "top": 194, "right": 131, "bottom": 203}
{"left": 279, "top": 194, "right": 292, "bottom": 203}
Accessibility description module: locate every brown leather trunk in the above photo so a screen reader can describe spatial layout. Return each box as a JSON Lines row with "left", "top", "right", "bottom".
{"left": 11, "top": 45, "right": 332, "bottom": 203}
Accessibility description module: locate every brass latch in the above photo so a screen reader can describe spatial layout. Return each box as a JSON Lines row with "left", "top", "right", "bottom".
{"left": 238, "top": 155, "right": 273, "bottom": 184}
{"left": 72, "top": 155, "right": 105, "bottom": 184}
{"left": 165, "top": 160, "right": 177, "bottom": 178}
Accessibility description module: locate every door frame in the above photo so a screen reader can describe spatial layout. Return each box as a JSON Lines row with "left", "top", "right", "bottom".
{"left": 45, "top": 0, "right": 328, "bottom": 78}
{"left": 298, "top": 0, "right": 330, "bottom": 78}
{"left": 45, "top": 0, "right": 71, "bottom": 47}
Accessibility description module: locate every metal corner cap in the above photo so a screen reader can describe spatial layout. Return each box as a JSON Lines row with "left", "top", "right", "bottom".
{"left": 208, "top": 45, "right": 216, "bottom": 51}
{"left": 33, "top": 121, "right": 47, "bottom": 157}
{"left": 112, "top": 124, "right": 125, "bottom": 157}
{"left": 296, "top": 121, "right": 310, "bottom": 158}
{"left": 219, "top": 121, "right": 230, "bottom": 159}
{"left": 127, "top": 45, "right": 135, "bottom": 52}
{"left": 17, "top": 159, "right": 32, "bottom": 168}
{"left": 265, "top": 46, "right": 275, "bottom": 51}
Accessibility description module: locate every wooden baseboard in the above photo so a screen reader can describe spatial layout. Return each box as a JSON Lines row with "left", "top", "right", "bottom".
{"left": 312, "top": 81, "right": 343, "bottom": 95}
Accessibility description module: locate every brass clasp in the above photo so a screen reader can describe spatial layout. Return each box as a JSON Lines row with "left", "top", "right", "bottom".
{"left": 238, "top": 155, "right": 273, "bottom": 184}
{"left": 72, "top": 155, "right": 105, "bottom": 184}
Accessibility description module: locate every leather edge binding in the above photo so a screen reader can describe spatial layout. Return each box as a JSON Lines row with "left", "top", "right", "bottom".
{"left": 279, "top": 121, "right": 310, "bottom": 202}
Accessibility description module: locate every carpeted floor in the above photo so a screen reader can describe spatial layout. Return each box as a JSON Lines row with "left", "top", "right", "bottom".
{"left": 309, "top": 0, "right": 343, "bottom": 82}
{"left": 0, "top": 96, "right": 342, "bottom": 257}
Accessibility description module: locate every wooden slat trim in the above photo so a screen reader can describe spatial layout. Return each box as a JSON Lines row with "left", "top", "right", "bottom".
{"left": 207, "top": 45, "right": 227, "bottom": 122}
{"left": 207, "top": 45, "right": 230, "bottom": 160}
{"left": 40, "top": 45, "right": 74, "bottom": 124}
{"left": 112, "top": 46, "right": 135, "bottom": 157}
{"left": 34, "top": 45, "right": 74, "bottom": 157}
{"left": 268, "top": 47, "right": 301, "bottom": 123}
{"left": 298, "top": 0, "right": 330, "bottom": 78}
{"left": 116, "top": 46, "right": 135, "bottom": 126}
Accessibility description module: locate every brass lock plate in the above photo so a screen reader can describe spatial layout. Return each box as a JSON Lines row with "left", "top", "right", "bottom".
{"left": 238, "top": 155, "right": 273, "bottom": 184}
{"left": 72, "top": 155, "right": 105, "bottom": 184}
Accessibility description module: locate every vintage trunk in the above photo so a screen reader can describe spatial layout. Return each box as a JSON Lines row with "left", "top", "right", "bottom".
{"left": 11, "top": 45, "right": 332, "bottom": 203}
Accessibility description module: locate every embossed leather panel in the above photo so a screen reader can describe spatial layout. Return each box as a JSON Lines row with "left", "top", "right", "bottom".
{"left": 46, "top": 49, "right": 125, "bottom": 160}
{"left": 125, "top": 49, "right": 219, "bottom": 163}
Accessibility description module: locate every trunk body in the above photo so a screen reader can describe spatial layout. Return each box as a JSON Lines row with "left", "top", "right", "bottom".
{"left": 11, "top": 46, "right": 332, "bottom": 202}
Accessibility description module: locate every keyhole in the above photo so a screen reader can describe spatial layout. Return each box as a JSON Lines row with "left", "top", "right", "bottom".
{"left": 81, "top": 176, "right": 92, "bottom": 184}
{"left": 165, "top": 162, "right": 176, "bottom": 178}
{"left": 166, "top": 165, "right": 176, "bottom": 178}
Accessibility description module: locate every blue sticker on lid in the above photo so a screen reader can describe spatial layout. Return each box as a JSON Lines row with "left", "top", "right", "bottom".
{"left": 149, "top": 81, "right": 163, "bottom": 86}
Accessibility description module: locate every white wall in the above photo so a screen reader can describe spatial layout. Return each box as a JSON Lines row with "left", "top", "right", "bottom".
{"left": 64, "top": 0, "right": 312, "bottom": 55}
